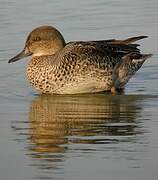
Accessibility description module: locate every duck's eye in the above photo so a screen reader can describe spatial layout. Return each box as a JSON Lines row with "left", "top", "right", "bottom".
{"left": 33, "top": 36, "right": 41, "bottom": 41}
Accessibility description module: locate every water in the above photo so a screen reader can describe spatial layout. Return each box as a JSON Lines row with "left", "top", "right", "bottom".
{"left": 0, "top": 0, "right": 158, "bottom": 179}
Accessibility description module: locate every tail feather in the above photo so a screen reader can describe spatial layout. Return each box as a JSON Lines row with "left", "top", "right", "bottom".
{"left": 131, "top": 53, "right": 153, "bottom": 62}
{"left": 141, "top": 53, "right": 153, "bottom": 60}
{"left": 111, "top": 36, "right": 148, "bottom": 45}
{"left": 122, "top": 36, "right": 148, "bottom": 44}
{"left": 122, "top": 52, "right": 153, "bottom": 61}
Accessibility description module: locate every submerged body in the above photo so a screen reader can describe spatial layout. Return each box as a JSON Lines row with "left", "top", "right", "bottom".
{"left": 8, "top": 26, "right": 152, "bottom": 94}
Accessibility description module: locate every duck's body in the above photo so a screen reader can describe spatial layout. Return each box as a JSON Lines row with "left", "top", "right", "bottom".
{"left": 8, "top": 26, "right": 152, "bottom": 94}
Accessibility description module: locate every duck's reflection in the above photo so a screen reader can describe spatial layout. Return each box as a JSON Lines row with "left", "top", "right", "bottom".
{"left": 28, "top": 94, "right": 144, "bottom": 154}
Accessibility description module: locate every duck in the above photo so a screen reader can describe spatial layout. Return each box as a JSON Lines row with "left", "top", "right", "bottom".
{"left": 8, "top": 25, "right": 152, "bottom": 94}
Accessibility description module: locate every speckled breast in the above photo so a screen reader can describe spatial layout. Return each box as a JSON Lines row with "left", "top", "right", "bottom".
{"left": 26, "top": 56, "right": 113, "bottom": 94}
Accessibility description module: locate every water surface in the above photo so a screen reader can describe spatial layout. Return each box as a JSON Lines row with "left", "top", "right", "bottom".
{"left": 0, "top": 0, "right": 158, "bottom": 180}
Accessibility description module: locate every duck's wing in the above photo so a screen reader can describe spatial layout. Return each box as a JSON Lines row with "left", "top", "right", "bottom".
{"left": 56, "top": 36, "right": 147, "bottom": 71}
{"left": 88, "top": 35, "right": 148, "bottom": 54}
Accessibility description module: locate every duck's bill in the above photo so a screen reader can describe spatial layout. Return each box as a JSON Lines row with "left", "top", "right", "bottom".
{"left": 8, "top": 49, "right": 32, "bottom": 63}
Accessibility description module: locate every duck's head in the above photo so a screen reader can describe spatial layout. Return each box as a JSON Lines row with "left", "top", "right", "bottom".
{"left": 8, "top": 26, "right": 66, "bottom": 63}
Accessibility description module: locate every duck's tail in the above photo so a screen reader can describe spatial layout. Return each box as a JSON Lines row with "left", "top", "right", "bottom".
{"left": 111, "top": 52, "right": 152, "bottom": 94}
{"left": 130, "top": 53, "right": 153, "bottom": 63}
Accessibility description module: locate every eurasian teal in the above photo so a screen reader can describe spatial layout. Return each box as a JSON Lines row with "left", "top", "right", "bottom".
{"left": 8, "top": 25, "right": 152, "bottom": 94}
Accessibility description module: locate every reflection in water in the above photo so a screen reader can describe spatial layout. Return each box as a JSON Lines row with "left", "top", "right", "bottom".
{"left": 28, "top": 94, "right": 143, "bottom": 155}
{"left": 12, "top": 93, "right": 147, "bottom": 179}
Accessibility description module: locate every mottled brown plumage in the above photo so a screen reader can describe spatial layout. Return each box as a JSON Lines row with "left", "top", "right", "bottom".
{"left": 8, "top": 26, "right": 152, "bottom": 94}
